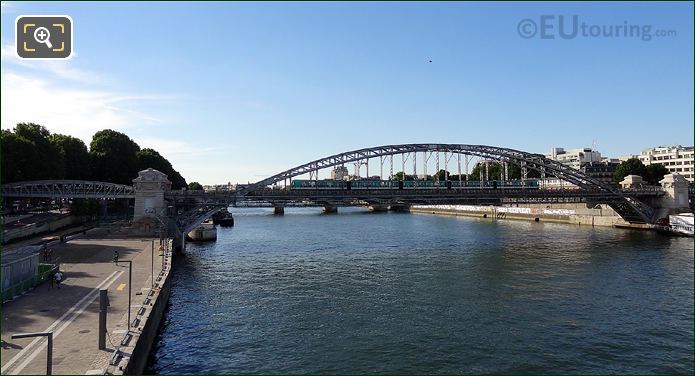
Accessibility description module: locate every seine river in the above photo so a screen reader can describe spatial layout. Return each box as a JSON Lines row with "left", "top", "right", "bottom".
{"left": 148, "top": 208, "right": 693, "bottom": 374}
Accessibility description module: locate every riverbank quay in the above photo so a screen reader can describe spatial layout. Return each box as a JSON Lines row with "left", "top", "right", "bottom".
{"left": 411, "top": 203, "right": 652, "bottom": 229}
{"left": 1, "top": 235, "right": 172, "bottom": 375}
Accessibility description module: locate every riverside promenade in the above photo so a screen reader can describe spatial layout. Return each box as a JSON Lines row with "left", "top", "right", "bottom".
{"left": 1, "top": 235, "right": 171, "bottom": 375}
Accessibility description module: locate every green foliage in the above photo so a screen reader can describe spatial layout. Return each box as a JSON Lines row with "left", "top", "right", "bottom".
{"left": 188, "top": 181, "right": 204, "bottom": 190}
{"left": 393, "top": 171, "right": 415, "bottom": 181}
{"left": 136, "top": 148, "right": 187, "bottom": 189}
{"left": 51, "top": 134, "right": 91, "bottom": 180}
{"left": 614, "top": 158, "right": 647, "bottom": 183}
{"left": 1, "top": 129, "right": 38, "bottom": 182}
{"left": 89, "top": 129, "right": 141, "bottom": 185}
{"left": 2, "top": 123, "right": 64, "bottom": 181}
{"left": 469, "top": 161, "right": 524, "bottom": 180}
{"left": 2, "top": 124, "right": 189, "bottom": 188}
{"left": 433, "top": 169, "right": 449, "bottom": 181}
{"left": 644, "top": 164, "right": 670, "bottom": 185}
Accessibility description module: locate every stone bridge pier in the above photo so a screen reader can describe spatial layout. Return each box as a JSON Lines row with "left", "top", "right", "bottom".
{"left": 132, "top": 168, "right": 173, "bottom": 239}
{"left": 655, "top": 174, "right": 691, "bottom": 218}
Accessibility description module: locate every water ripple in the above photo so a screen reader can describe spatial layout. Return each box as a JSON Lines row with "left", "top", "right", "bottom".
{"left": 149, "top": 208, "right": 694, "bottom": 374}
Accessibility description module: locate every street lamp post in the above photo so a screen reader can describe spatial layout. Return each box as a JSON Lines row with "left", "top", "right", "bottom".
{"left": 151, "top": 240, "right": 154, "bottom": 289}
{"left": 113, "top": 260, "right": 132, "bottom": 330}
{"left": 12, "top": 332, "right": 53, "bottom": 375}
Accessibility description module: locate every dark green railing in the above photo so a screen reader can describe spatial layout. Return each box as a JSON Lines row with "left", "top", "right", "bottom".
{"left": 1, "top": 260, "right": 60, "bottom": 303}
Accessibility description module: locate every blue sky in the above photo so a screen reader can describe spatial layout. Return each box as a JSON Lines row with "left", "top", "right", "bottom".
{"left": 2, "top": 1, "right": 693, "bottom": 184}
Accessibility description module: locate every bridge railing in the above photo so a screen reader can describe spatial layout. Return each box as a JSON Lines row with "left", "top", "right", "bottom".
{"left": 2, "top": 180, "right": 135, "bottom": 199}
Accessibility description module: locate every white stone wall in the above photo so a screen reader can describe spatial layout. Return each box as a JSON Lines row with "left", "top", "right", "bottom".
{"left": 133, "top": 169, "right": 171, "bottom": 222}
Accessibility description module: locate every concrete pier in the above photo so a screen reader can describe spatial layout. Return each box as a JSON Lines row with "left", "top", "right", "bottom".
{"left": 273, "top": 206, "right": 285, "bottom": 215}
{"left": 410, "top": 203, "right": 655, "bottom": 228}
{"left": 368, "top": 205, "right": 389, "bottom": 212}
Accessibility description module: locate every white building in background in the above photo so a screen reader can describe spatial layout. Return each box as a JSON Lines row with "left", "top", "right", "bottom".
{"left": 331, "top": 166, "right": 349, "bottom": 180}
{"left": 637, "top": 145, "right": 694, "bottom": 182}
{"left": 545, "top": 147, "right": 603, "bottom": 170}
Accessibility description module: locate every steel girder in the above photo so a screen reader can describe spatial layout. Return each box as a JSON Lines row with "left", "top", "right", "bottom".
{"left": 238, "top": 144, "right": 654, "bottom": 223}
{"left": 242, "top": 144, "right": 597, "bottom": 192}
{"left": 1, "top": 180, "right": 135, "bottom": 199}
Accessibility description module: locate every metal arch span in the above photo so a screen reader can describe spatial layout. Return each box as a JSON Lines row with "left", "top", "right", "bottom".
{"left": 2, "top": 180, "right": 135, "bottom": 199}
{"left": 241, "top": 144, "right": 653, "bottom": 223}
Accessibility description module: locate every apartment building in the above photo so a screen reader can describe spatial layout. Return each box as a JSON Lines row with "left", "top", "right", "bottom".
{"left": 637, "top": 145, "right": 694, "bottom": 182}
{"left": 545, "top": 147, "right": 603, "bottom": 170}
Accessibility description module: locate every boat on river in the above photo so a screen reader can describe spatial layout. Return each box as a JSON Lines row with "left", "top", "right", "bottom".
{"left": 212, "top": 210, "right": 234, "bottom": 227}
{"left": 668, "top": 213, "right": 694, "bottom": 236}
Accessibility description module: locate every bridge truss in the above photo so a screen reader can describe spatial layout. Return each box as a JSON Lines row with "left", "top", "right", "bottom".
{"left": 2, "top": 180, "right": 135, "bottom": 199}
{"left": 238, "top": 144, "right": 657, "bottom": 223}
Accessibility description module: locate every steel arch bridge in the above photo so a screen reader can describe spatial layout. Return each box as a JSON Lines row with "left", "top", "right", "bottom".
{"left": 1, "top": 180, "right": 135, "bottom": 199}
{"left": 0, "top": 144, "right": 660, "bottom": 229}
{"left": 237, "top": 144, "right": 655, "bottom": 223}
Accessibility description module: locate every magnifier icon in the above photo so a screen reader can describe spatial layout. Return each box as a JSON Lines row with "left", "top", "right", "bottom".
{"left": 33, "top": 27, "right": 53, "bottom": 49}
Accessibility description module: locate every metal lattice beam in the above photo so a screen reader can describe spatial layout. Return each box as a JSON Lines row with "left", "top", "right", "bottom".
{"left": 2, "top": 180, "right": 135, "bottom": 199}
{"left": 238, "top": 144, "right": 653, "bottom": 223}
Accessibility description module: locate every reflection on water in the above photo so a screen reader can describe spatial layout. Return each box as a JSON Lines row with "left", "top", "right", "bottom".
{"left": 149, "top": 208, "right": 693, "bottom": 374}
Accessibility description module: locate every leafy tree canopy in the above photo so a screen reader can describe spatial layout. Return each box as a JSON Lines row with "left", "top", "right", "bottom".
{"left": 51, "top": 134, "right": 91, "bottom": 180}
{"left": 89, "top": 129, "right": 141, "bottom": 185}
{"left": 136, "top": 148, "right": 187, "bottom": 189}
{"left": 644, "top": 164, "right": 670, "bottom": 185}
{"left": 2, "top": 125, "right": 189, "bottom": 189}
{"left": 614, "top": 158, "right": 647, "bottom": 183}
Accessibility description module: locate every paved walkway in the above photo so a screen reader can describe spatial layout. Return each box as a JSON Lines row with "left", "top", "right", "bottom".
{"left": 1, "top": 236, "right": 165, "bottom": 375}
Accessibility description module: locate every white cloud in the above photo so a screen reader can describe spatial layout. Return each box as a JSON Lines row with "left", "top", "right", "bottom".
{"left": 0, "top": 42, "right": 245, "bottom": 184}
{"left": 0, "top": 71, "right": 168, "bottom": 143}
{"left": 1, "top": 43, "right": 101, "bottom": 84}
{"left": 1, "top": 40, "right": 176, "bottom": 144}
{"left": 134, "top": 137, "right": 223, "bottom": 157}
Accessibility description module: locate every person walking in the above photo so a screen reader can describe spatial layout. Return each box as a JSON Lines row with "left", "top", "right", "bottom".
{"left": 114, "top": 250, "right": 119, "bottom": 265}
{"left": 54, "top": 271, "right": 63, "bottom": 289}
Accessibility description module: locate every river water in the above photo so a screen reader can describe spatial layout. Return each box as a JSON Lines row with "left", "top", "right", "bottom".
{"left": 148, "top": 208, "right": 693, "bottom": 374}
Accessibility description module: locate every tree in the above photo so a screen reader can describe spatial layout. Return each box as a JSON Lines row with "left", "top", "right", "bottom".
{"left": 2, "top": 126, "right": 190, "bottom": 188}
{"left": 13, "top": 123, "right": 64, "bottom": 179}
{"left": 468, "top": 161, "right": 530, "bottom": 180}
{"left": 644, "top": 164, "right": 670, "bottom": 185}
{"left": 470, "top": 162, "right": 501, "bottom": 180}
{"left": 89, "top": 130, "right": 141, "bottom": 185}
{"left": 51, "top": 134, "right": 91, "bottom": 180}
{"left": 1, "top": 129, "right": 39, "bottom": 182}
{"left": 188, "top": 182, "right": 203, "bottom": 190}
{"left": 136, "top": 148, "right": 187, "bottom": 189}
{"left": 614, "top": 158, "right": 647, "bottom": 183}
{"left": 433, "top": 169, "right": 450, "bottom": 181}
{"left": 393, "top": 171, "right": 415, "bottom": 181}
